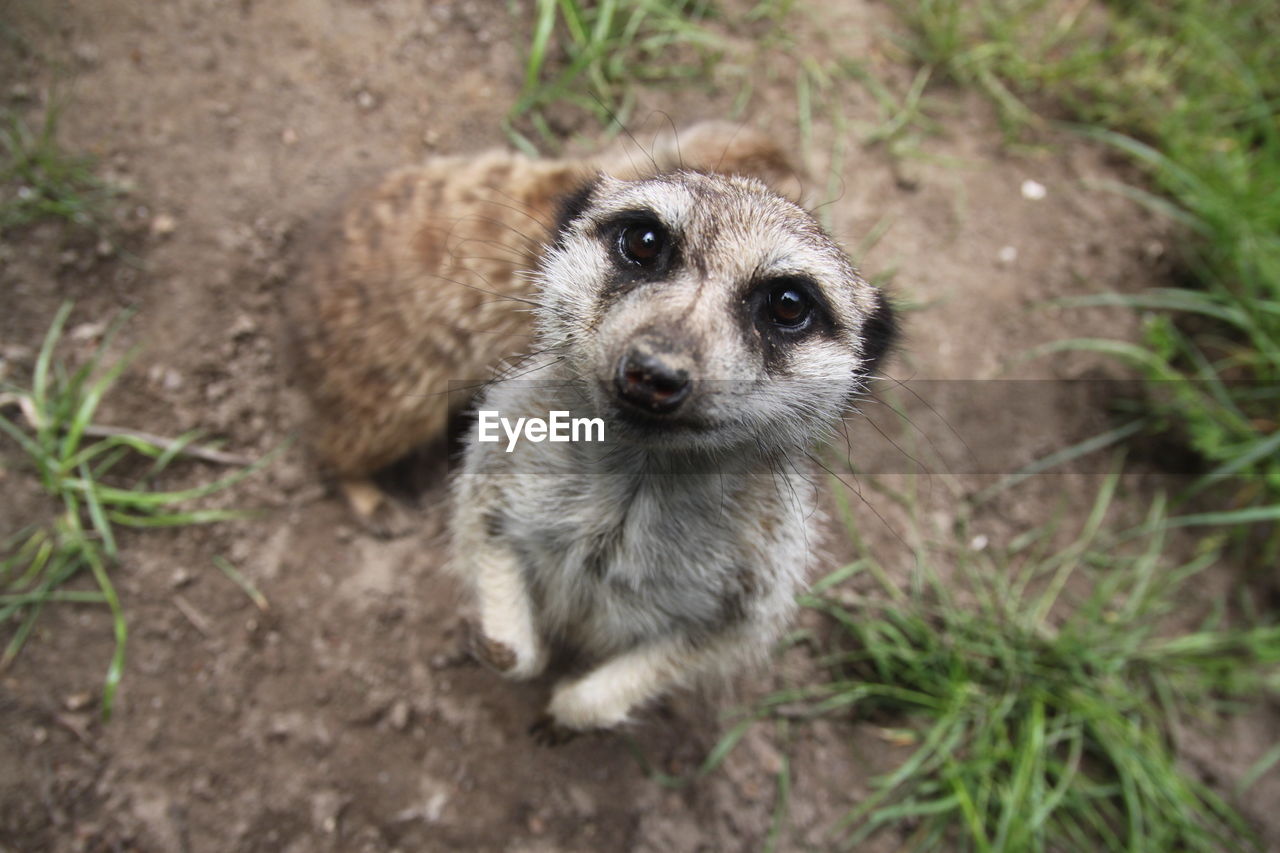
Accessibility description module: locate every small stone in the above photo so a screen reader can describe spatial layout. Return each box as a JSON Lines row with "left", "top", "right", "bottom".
{"left": 0, "top": 343, "right": 30, "bottom": 366}
{"left": 355, "top": 90, "right": 377, "bottom": 111}
{"left": 1020, "top": 179, "right": 1047, "bottom": 200}
{"left": 970, "top": 534, "right": 989, "bottom": 551}
{"left": 268, "top": 711, "right": 301, "bottom": 740}
{"left": 64, "top": 692, "right": 93, "bottom": 712}
{"left": 95, "top": 238, "right": 115, "bottom": 258}
{"left": 69, "top": 321, "right": 106, "bottom": 342}
{"left": 230, "top": 314, "right": 257, "bottom": 338}
{"left": 281, "top": 127, "right": 298, "bottom": 146}
{"left": 171, "top": 568, "right": 194, "bottom": 588}
{"left": 997, "top": 245, "right": 1018, "bottom": 265}
{"left": 389, "top": 699, "right": 411, "bottom": 731}
{"left": 151, "top": 213, "right": 177, "bottom": 236}
{"left": 891, "top": 158, "right": 925, "bottom": 192}
{"left": 72, "top": 42, "right": 101, "bottom": 67}
{"left": 527, "top": 814, "right": 546, "bottom": 835}
{"left": 32, "top": 726, "right": 48, "bottom": 745}
{"left": 424, "top": 790, "right": 448, "bottom": 822}
{"left": 312, "top": 790, "right": 345, "bottom": 834}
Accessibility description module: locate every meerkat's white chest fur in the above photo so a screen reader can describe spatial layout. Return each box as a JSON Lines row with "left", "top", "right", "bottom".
{"left": 463, "top": 371, "right": 814, "bottom": 660}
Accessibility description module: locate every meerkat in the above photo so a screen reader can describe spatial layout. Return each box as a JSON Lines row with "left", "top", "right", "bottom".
{"left": 451, "top": 167, "right": 896, "bottom": 742}
{"left": 288, "top": 123, "right": 798, "bottom": 534}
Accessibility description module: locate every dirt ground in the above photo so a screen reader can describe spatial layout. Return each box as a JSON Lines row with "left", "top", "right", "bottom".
{"left": 2, "top": 1, "right": 1277, "bottom": 850}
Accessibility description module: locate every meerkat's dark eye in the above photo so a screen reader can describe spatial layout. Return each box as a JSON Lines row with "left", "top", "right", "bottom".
{"left": 618, "top": 221, "right": 666, "bottom": 266}
{"left": 767, "top": 285, "right": 811, "bottom": 327}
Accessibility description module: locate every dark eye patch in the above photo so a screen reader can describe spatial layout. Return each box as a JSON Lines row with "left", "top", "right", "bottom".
{"left": 859, "top": 290, "right": 897, "bottom": 375}
{"left": 551, "top": 176, "right": 601, "bottom": 248}
{"left": 749, "top": 276, "right": 833, "bottom": 335}
{"left": 594, "top": 209, "right": 681, "bottom": 301}
{"left": 742, "top": 275, "right": 838, "bottom": 372}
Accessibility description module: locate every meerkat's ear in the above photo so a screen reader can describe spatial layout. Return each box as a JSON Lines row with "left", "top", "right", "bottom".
{"left": 551, "top": 175, "right": 601, "bottom": 247}
{"left": 861, "top": 290, "right": 898, "bottom": 377}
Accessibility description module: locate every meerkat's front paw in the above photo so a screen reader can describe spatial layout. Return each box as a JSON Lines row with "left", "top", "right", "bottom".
{"left": 465, "top": 620, "right": 546, "bottom": 681}
{"left": 544, "top": 676, "right": 631, "bottom": 734}
{"left": 530, "top": 685, "right": 624, "bottom": 746}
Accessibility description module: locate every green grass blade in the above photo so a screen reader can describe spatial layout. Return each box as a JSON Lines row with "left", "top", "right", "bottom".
{"left": 973, "top": 419, "right": 1146, "bottom": 504}
{"left": 83, "top": 544, "right": 125, "bottom": 720}
{"left": 77, "top": 462, "right": 118, "bottom": 561}
{"left": 212, "top": 556, "right": 270, "bottom": 612}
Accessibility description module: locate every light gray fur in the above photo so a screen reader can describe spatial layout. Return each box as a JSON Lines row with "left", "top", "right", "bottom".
{"left": 449, "top": 170, "right": 886, "bottom": 736}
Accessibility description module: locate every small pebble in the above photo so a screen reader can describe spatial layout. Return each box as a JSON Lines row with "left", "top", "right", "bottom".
{"left": 64, "top": 692, "right": 93, "bottom": 712}
{"left": 389, "top": 699, "right": 411, "bottom": 731}
{"left": 151, "top": 213, "right": 177, "bottom": 236}
{"left": 69, "top": 321, "right": 106, "bottom": 342}
{"left": 997, "top": 245, "right": 1018, "bottom": 265}
{"left": 230, "top": 314, "right": 257, "bottom": 338}
{"left": 72, "top": 42, "right": 101, "bottom": 67}
{"left": 424, "top": 791, "right": 448, "bottom": 822}
{"left": 1020, "top": 179, "right": 1047, "bottom": 200}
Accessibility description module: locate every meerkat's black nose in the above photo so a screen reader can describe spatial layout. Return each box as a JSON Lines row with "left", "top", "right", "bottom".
{"left": 615, "top": 348, "right": 691, "bottom": 414}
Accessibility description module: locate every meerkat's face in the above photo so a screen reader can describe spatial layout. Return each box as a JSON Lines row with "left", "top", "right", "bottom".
{"left": 535, "top": 172, "right": 895, "bottom": 454}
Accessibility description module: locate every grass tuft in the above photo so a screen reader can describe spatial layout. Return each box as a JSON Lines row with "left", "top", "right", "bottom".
{"left": 1, "top": 100, "right": 116, "bottom": 232}
{"left": 760, "top": 473, "right": 1278, "bottom": 851}
{"left": 0, "top": 303, "right": 264, "bottom": 718}
{"left": 507, "top": 0, "right": 728, "bottom": 152}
